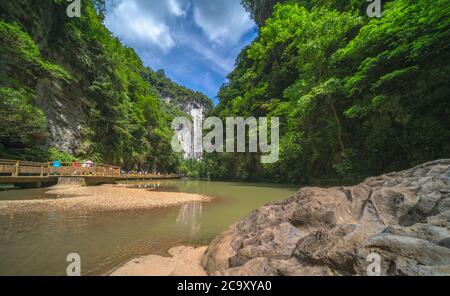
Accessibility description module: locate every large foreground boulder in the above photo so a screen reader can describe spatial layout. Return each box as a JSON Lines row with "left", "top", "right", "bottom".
{"left": 202, "top": 160, "right": 450, "bottom": 276}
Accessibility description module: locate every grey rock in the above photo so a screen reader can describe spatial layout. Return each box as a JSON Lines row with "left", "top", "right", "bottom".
{"left": 202, "top": 160, "right": 450, "bottom": 276}
{"left": 231, "top": 222, "right": 303, "bottom": 265}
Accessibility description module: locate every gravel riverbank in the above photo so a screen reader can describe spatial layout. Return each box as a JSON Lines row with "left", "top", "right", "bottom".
{"left": 0, "top": 184, "right": 212, "bottom": 215}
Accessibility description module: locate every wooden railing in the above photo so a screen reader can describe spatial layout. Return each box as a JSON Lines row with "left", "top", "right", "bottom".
{"left": 0, "top": 159, "right": 49, "bottom": 176}
{"left": 0, "top": 159, "right": 185, "bottom": 181}
{"left": 0, "top": 159, "right": 121, "bottom": 177}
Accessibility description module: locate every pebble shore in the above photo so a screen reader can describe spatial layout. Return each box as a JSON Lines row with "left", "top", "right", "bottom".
{"left": 0, "top": 184, "right": 212, "bottom": 215}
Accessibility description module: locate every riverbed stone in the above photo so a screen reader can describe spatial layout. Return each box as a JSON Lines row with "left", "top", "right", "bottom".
{"left": 110, "top": 246, "right": 208, "bottom": 276}
{"left": 229, "top": 222, "right": 303, "bottom": 266}
{"left": 202, "top": 159, "right": 450, "bottom": 276}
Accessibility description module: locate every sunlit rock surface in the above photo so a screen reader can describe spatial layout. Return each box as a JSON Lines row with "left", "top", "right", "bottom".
{"left": 202, "top": 160, "right": 450, "bottom": 276}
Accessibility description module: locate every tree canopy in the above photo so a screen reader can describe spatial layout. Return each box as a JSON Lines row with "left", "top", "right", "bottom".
{"left": 0, "top": 0, "right": 212, "bottom": 172}
{"left": 207, "top": 0, "right": 450, "bottom": 183}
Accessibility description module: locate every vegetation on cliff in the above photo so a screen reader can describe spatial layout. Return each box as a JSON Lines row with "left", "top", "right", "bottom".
{"left": 144, "top": 69, "right": 213, "bottom": 113}
{"left": 0, "top": 0, "right": 211, "bottom": 172}
{"left": 205, "top": 0, "right": 450, "bottom": 183}
{"left": 1, "top": 0, "right": 448, "bottom": 181}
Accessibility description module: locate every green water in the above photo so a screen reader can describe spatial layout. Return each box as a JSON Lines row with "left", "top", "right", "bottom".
{"left": 0, "top": 180, "right": 297, "bottom": 275}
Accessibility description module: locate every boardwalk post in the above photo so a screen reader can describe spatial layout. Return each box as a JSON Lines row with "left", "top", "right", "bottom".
{"left": 40, "top": 165, "right": 44, "bottom": 177}
{"left": 14, "top": 161, "right": 20, "bottom": 176}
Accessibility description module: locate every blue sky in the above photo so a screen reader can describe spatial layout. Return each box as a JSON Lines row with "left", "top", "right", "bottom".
{"left": 104, "top": 0, "right": 257, "bottom": 103}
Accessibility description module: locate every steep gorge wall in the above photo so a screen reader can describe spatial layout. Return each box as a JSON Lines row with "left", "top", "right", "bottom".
{"left": 0, "top": 0, "right": 212, "bottom": 168}
{"left": 241, "top": 0, "right": 371, "bottom": 25}
{"left": 144, "top": 71, "right": 213, "bottom": 160}
{"left": 209, "top": 0, "right": 450, "bottom": 182}
{"left": 1, "top": 0, "right": 86, "bottom": 154}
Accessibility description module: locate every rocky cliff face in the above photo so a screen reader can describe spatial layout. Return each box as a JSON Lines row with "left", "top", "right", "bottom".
{"left": 242, "top": 0, "right": 285, "bottom": 26}
{"left": 35, "top": 77, "right": 85, "bottom": 153}
{"left": 1, "top": 0, "right": 212, "bottom": 163}
{"left": 202, "top": 160, "right": 450, "bottom": 276}
{"left": 167, "top": 99, "right": 206, "bottom": 160}
{"left": 185, "top": 102, "right": 204, "bottom": 160}
{"left": 0, "top": 0, "right": 86, "bottom": 154}
{"left": 149, "top": 70, "right": 212, "bottom": 160}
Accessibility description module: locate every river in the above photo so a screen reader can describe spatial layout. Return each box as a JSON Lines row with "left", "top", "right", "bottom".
{"left": 0, "top": 180, "right": 298, "bottom": 275}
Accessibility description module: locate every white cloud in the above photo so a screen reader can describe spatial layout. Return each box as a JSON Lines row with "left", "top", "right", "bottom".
{"left": 105, "top": 0, "right": 254, "bottom": 53}
{"left": 105, "top": 0, "right": 187, "bottom": 52}
{"left": 192, "top": 0, "right": 254, "bottom": 46}
{"left": 186, "top": 39, "right": 234, "bottom": 74}
{"left": 168, "top": 0, "right": 185, "bottom": 17}
{"left": 104, "top": 0, "right": 256, "bottom": 97}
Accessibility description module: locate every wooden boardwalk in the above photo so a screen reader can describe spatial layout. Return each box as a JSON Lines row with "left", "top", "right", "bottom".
{"left": 0, "top": 159, "right": 182, "bottom": 185}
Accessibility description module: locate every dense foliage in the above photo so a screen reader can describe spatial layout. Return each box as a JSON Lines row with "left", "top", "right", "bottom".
{"left": 207, "top": 0, "right": 450, "bottom": 183}
{"left": 144, "top": 69, "right": 213, "bottom": 113}
{"left": 241, "top": 0, "right": 370, "bottom": 25}
{"left": 0, "top": 0, "right": 211, "bottom": 172}
{"left": 1, "top": 0, "right": 448, "bottom": 182}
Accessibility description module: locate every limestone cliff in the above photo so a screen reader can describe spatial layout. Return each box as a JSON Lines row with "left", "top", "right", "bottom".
{"left": 0, "top": 0, "right": 86, "bottom": 154}
{"left": 144, "top": 70, "right": 212, "bottom": 160}
{"left": 0, "top": 0, "right": 211, "bottom": 168}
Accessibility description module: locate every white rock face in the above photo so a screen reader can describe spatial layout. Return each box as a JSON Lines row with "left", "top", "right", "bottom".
{"left": 191, "top": 104, "right": 204, "bottom": 160}
{"left": 178, "top": 102, "right": 205, "bottom": 160}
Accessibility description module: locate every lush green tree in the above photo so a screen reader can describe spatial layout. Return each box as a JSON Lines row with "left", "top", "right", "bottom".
{"left": 0, "top": 0, "right": 212, "bottom": 172}
{"left": 209, "top": 0, "right": 450, "bottom": 183}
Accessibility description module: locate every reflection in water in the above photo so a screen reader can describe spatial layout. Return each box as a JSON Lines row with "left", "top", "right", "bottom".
{"left": 0, "top": 180, "right": 297, "bottom": 275}
{"left": 176, "top": 202, "right": 203, "bottom": 237}
{"left": 134, "top": 181, "right": 160, "bottom": 189}
{"left": 130, "top": 182, "right": 180, "bottom": 193}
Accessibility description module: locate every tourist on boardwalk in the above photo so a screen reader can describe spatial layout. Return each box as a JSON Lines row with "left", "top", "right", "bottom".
{"left": 73, "top": 159, "right": 79, "bottom": 175}
{"left": 51, "top": 160, "right": 62, "bottom": 175}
